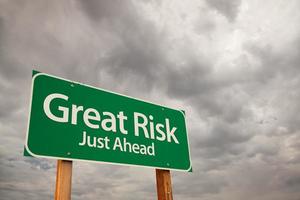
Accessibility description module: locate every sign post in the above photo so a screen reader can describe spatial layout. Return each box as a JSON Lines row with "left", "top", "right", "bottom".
{"left": 25, "top": 71, "right": 192, "bottom": 199}
{"left": 156, "top": 169, "right": 173, "bottom": 200}
{"left": 55, "top": 160, "right": 73, "bottom": 200}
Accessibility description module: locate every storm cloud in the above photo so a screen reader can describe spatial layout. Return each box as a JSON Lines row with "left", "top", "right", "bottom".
{"left": 1, "top": 0, "right": 300, "bottom": 200}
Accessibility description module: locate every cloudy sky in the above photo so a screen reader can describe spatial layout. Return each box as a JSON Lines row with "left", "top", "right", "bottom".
{"left": 1, "top": 0, "right": 300, "bottom": 199}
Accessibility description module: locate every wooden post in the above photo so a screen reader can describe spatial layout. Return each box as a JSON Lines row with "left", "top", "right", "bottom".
{"left": 156, "top": 169, "right": 173, "bottom": 200}
{"left": 55, "top": 160, "right": 73, "bottom": 200}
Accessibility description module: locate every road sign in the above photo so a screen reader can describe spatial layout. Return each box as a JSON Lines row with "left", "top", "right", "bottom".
{"left": 25, "top": 71, "right": 192, "bottom": 171}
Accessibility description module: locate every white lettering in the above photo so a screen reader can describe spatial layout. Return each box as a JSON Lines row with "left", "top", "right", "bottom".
{"left": 134, "top": 112, "right": 149, "bottom": 138}
{"left": 165, "top": 119, "right": 179, "bottom": 144}
{"left": 117, "top": 111, "right": 128, "bottom": 134}
{"left": 155, "top": 123, "right": 166, "bottom": 141}
{"left": 83, "top": 108, "right": 100, "bottom": 129}
{"left": 43, "top": 93, "right": 69, "bottom": 123}
{"left": 71, "top": 105, "right": 83, "bottom": 125}
{"left": 101, "top": 112, "right": 116, "bottom": 132}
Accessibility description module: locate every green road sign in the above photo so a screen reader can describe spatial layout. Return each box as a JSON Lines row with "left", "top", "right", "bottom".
{"left": 25, "top": 71, "right": 192, "bottom": 171}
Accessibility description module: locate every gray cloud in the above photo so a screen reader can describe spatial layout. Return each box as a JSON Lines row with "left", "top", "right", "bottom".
{"left": 205, "top": 0, "right": 241, "bottom": 22}
{"left": 1, "top": 0, "right": 300, "bottom": 199}
{"left": 78, "top": 0, "right": 134, "bottom": 22}
{"left": 285, "top": 176, "right": 300, "bottom": 192}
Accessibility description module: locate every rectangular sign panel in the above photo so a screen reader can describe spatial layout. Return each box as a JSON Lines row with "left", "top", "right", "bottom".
{"left": 25, "top": 71, "right": 192, "bottom": 171}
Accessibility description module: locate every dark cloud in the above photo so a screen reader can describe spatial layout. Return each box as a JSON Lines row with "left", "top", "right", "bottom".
{"left": 173, "top": 172, "right": 227, "bottom": 198}
{"left": 78, "top": 0, "right": 134, "bottom": 22}
{"left": 166, "top": 62, "right": 213, "bottom": 98}
{"left": 244, "top": 37, "right": 300, "bottom": 82}
{"left": 205, "top": 0, "right": 241, "bottom": 22}
{"left": 100, "top": 22, "right": 166, "bottom": 90}
{"left": 285, "top": 176, "right": 300, "bottom": 191}
{"left": 198, "top": 120, "right": 252, "bottom": 149}
{"left": 24, "top": 158, "right": 56, "bottom": 171}
{"left": 1, "top": 0, "right": 300, "bottom": 200}
{"left": 75, "top": 0, "right": 170, "bottom": 93}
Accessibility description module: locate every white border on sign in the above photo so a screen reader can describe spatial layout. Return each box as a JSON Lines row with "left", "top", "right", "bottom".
{"left": 25, "top": 71, "right": 193, "bottom": 172}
